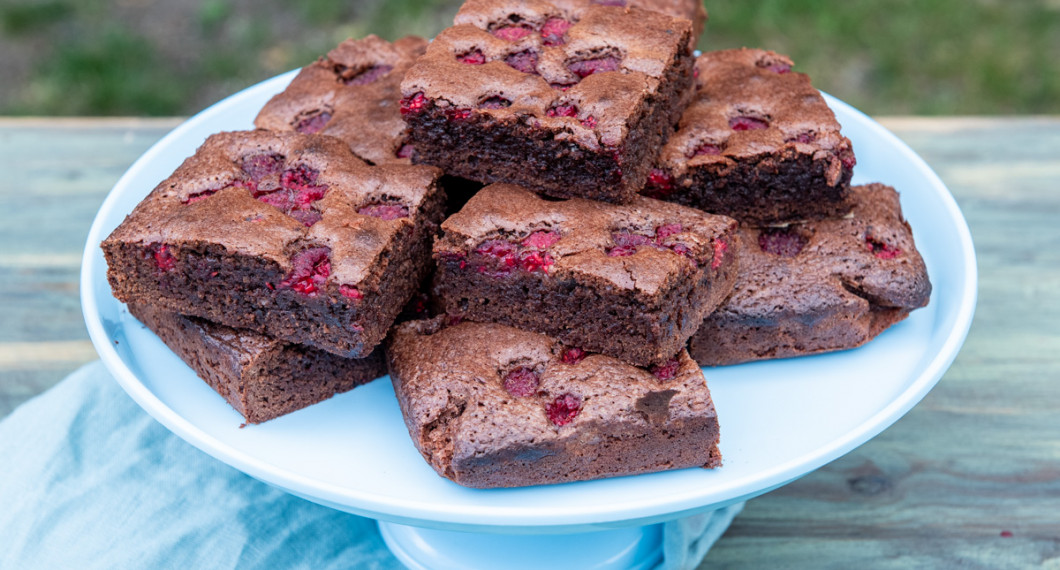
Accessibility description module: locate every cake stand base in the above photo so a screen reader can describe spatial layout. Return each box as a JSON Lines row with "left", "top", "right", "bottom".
{"left": 378, "top": 521, "right": 663, "bottom": 570}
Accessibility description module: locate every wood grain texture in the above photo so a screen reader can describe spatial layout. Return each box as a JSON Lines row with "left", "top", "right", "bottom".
{"left": 1, "top": 118, "right": 1058, "bottom": 568}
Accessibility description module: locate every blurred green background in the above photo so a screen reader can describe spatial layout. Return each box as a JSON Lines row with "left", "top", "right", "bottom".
{"left": 1, "top": 0, "right": 1056, "bottom": 116}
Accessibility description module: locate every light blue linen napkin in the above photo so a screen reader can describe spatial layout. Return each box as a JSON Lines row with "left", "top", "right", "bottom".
{"left": 0, "top": 362, "right": 742, "bottom": 570}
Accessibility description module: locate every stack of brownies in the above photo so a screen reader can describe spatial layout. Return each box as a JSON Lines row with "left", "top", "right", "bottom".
{"left": 102, "top": 0, "right": 931, "bottom": 488}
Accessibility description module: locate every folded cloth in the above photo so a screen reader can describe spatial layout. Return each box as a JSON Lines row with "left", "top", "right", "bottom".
{"left": 0, "top": 362, "right": 742, "bottom": 570}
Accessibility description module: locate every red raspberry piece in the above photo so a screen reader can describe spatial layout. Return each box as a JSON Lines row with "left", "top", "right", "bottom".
{"left": 458, "top": 50, "right": 486, "bottom": 65}
{"left": 400, "top": 92, "right": 427, "bottom": 116}
{"left": 711, "top": 238, "right": 728, "bottom": 270}
{"left": 149, "top": 243, "right": 176, "bottom": 272}
{"left": 479, "top": 96, "right": 512, "bottom": 109}
{"left": 650, "top": 358, "right": 680, "bottom": 381}
{"left": 358, "top": 202, "right": 409, "bottom": 220}
{"left": 475, "top": 240, "right": 518, "bottom": 270}
{"left": 395, "top": 143, "right": 415, "bottom": 159}
{"left": 521, "top": 230, "right": 560, "bottom": 250}
{"left": 608, "top": 231, "right": 651, "bottom": 257}
{"left": 504, "top": 50, "right": 539, "bottom": 74}
{"left": 759, "top": 228, "right": 808, "bottom": 257}
{"left": 840, "top": 148, "right": 857, "bottom": 170}
{"left": 446, "top": 108, "right": 472, "bottom": 121}
{"left": 643, "top": 168, "right": 674, "bottom": 198}
{"left": 253, "top": 188, "right": 295, "bottom": 212}
{"left": 730, "top": 116, "right": 770, "bottom": 131}
{"left": 568, "top": 56, "right": 620, "bottom": 78}
{"left": 280, "top": 247, "right": 331, "bottom": 296}
{"left": 518, "top": 250, "right": 554, "bottom": 273}
{"left": 690, "top": 143, "right": 722, "bottom": 157}
{"left": 865, "top": 236, "right": 901, "bottom": 259}
{"left": 339, "top": 285, "right": 363, "bottom": 301}
{"left": 655, "top": 223, "right": 683, "bottom": 240}
{"left": 540, "top": 18, "right": 571, "bottom": 46}
{"left": 294, "top": 110, "right": 332, "bottom": 134}
{"left": 546, "top": 393, "right": 582, "bottom": 426}
{"left": 581, "top": 116, "right": 597, "bottom": 128}
{"left": 560, "top": 347, "right": 586, "bottom": 365}
{"left": 503, "top": 367, "right": 539, "bottom": 398}
{"left": 786, "top": 131, "right": 817, "bottom": 144}
{"left": 546, "top": 104, "right": 578, "bottom": 118}
{"left": 241, "top": 153, "right": 284, "bottom": 180}
{"left": 343, "top": 64, "right": 393, "bottom": 85}
{"left": 492, "top": 25, "right": 533, "bottom": 41}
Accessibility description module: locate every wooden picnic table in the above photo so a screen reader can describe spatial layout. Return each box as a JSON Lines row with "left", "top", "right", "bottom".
{"left": 1, "top": 116, "right": 1058, "bottom": 568}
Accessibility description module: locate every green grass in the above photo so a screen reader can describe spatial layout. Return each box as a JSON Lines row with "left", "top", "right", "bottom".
{"left": 1, "top": 0, "right": 1057, "bottom": 116}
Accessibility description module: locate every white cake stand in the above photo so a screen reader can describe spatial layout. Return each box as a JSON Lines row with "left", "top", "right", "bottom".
{"left": 81, "top": 71, "right": 977, "bottom": 569}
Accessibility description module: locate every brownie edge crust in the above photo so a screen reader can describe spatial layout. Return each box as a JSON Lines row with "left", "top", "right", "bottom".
{"left": 387, "top": 318, "right": 721, "bottom": 489}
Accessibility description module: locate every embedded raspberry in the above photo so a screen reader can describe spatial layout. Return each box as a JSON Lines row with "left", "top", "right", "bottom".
{"left": 730, "top": 116, "right": 770, "bottom": 131}
{"left": 149, "top": 243, "right": 176, "bottom": 272}
{"left": 540, "top": 18, "right": 571, "bottom": 46}
{"left": 251, "top": 164, "right": 327, "bottom": 227}
{"left": 607, "top": 245, "right": 638, "bottom": 257}
{"left": 505, "top": 50, "right": 539, "bottom": 74}
{"left": 294, "top": 110, "right": 332, "bottom": 134}
{"left": 759, "top": 228, "right": 807, "bottom": 257}
{"left": 288, "top": 210, "right": 323, "bottom": 227}
{"left": 568, "top": 56, "right": 620, "bottom": 78}
{"left": 281, "top": 164, "right": 320, "bottom": 189}
{"left": 396, "top": 143, "right": 415, "bottom": 159}
{"left": 581, "top": 116, "right": 597, "bottom": 129}
{"left": 547, "top": 104, "right": 579, "bottom": 118}
{"left": 608, "top": 231, "right": 650, "bottom": 257}
{"left": 787, "top": 131, "right": 817, "bottom": 144}
{"left": 655, "top": 223, "right": 683, "bottom": 240}
{"left": 546, "top": 393, "right": 582, "bottom": 426}
{"left": 358, "top": 202, "right": 409, "bottom": 220}
{"left": 446, "top": 108, "right": 472, "bottom": 121}
{"left": 503, "top": 367, "right": 539, "bottom": 398}
{"left": 711, "top": 238, "right": 728, "bottom": 270}
{"left": 280, "top": 247, "right": 331, "bottom": 296}
{"left": 560, "top": 347, "right": 586, "bottom": 365}
{"left": 479, "top": 96, "right": 512, "bottom": 109}
{"left": 339, "top": 285, "right": 363, "bottom": 301}
{"left": 865, "top": 236, "right": 901, "bottom": 259}
{"left": 644, "top": 169, "right": 674, "bottom": 198}
{"left": 400, "top": 92, "right": 427, "bottom": 116}
{"left": 342, "top": 64, "right": 393, "bottom": 85}
{"left": 690, "top": 143, "right": 722, "bottom": 157}
{"left": 458, "top": 50, "right": 486, "bottom": 65}
{"left": 437, "top": 250, "right": 468, "bottom": 268}
{"left": 492, "top": 25, "right": 533, "bottom": 41}
{"left": 518, "top": 251, "right": 554, "bottom": 273}
{"left": 241, "top": 153, "right": 284, "bottom": 180}
{"left": 521, "top": 230, "right": 560, "bottom": 250}
{"left": 475, "top": 240, "right": 517, "bottom": 270}
{"left": 840, "top": 148, "right": 857, "bottom": 170}
{"left": 650, "top": 358, "right": 680, "bottom": 381}
{"left": 253, "top": 187, "right": 295, "bottom": 212}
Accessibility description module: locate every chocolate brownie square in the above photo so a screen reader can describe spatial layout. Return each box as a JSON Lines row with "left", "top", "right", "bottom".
{"left": 400, "top": 0, "right": 695, "bottom": 203}
{"left": 255, "top": 35, "right": 428, "bottom": 166}
{"left": 644, "top": 49, "right": 856, "bottom": 225}
{"left": 689, "top": 183, "right": 931, "bottom": 366}
{"left": 432, "top": 183, "right": 738, "bottom": 367}
{"left": 128, "top": 302, "right": 385, "bottom": 424}
{"left": 102, "top": 131, "right": 445, "bottom": 358}
{"left": 387, "top": 318, "right": 721, "bottom": 488}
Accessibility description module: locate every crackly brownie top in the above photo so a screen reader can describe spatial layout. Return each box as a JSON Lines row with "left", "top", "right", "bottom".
{"left": 106, "top": 130, "right": 441, "bottom": 290}
{"left": 723, "top": 183, "right": 931, "bottom": 317}
{"left": 434, "top": 183, "right": 736, "bottom": 295}
{"left": 659, "top": 49, "right": 854, "bottom": 182}
{"left": 255, "top": 35, "right": 427, "bottom": 166}
{"left": 389, "top": 317, "right": 715, "bottom": 451}
{"left": 400, "top": 0, "right": 692, "bottom": 151}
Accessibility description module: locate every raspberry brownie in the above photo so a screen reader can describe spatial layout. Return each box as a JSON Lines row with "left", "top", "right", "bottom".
{"left": 255, "top": 35, "right": 427, "bottom": 166}
{"left": 102, "top": 131, "right": 445, "bottom": 358}
{"left": 432, "top": 183, "right": 738, "bottom": 367}
{"left": 644, "top": 49, "right": 856, "bottom": 225}
{"left": 400, "top": 0, "right": 695, "bottom": 203}
{"left": 689, "top": 183, "right": 932, "bottom": 366}
{"left": 387, "top": 318, "right": 721, "bottom": 488}
{"left": 128, "top": 303, "right": 385, "bottom": 424}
